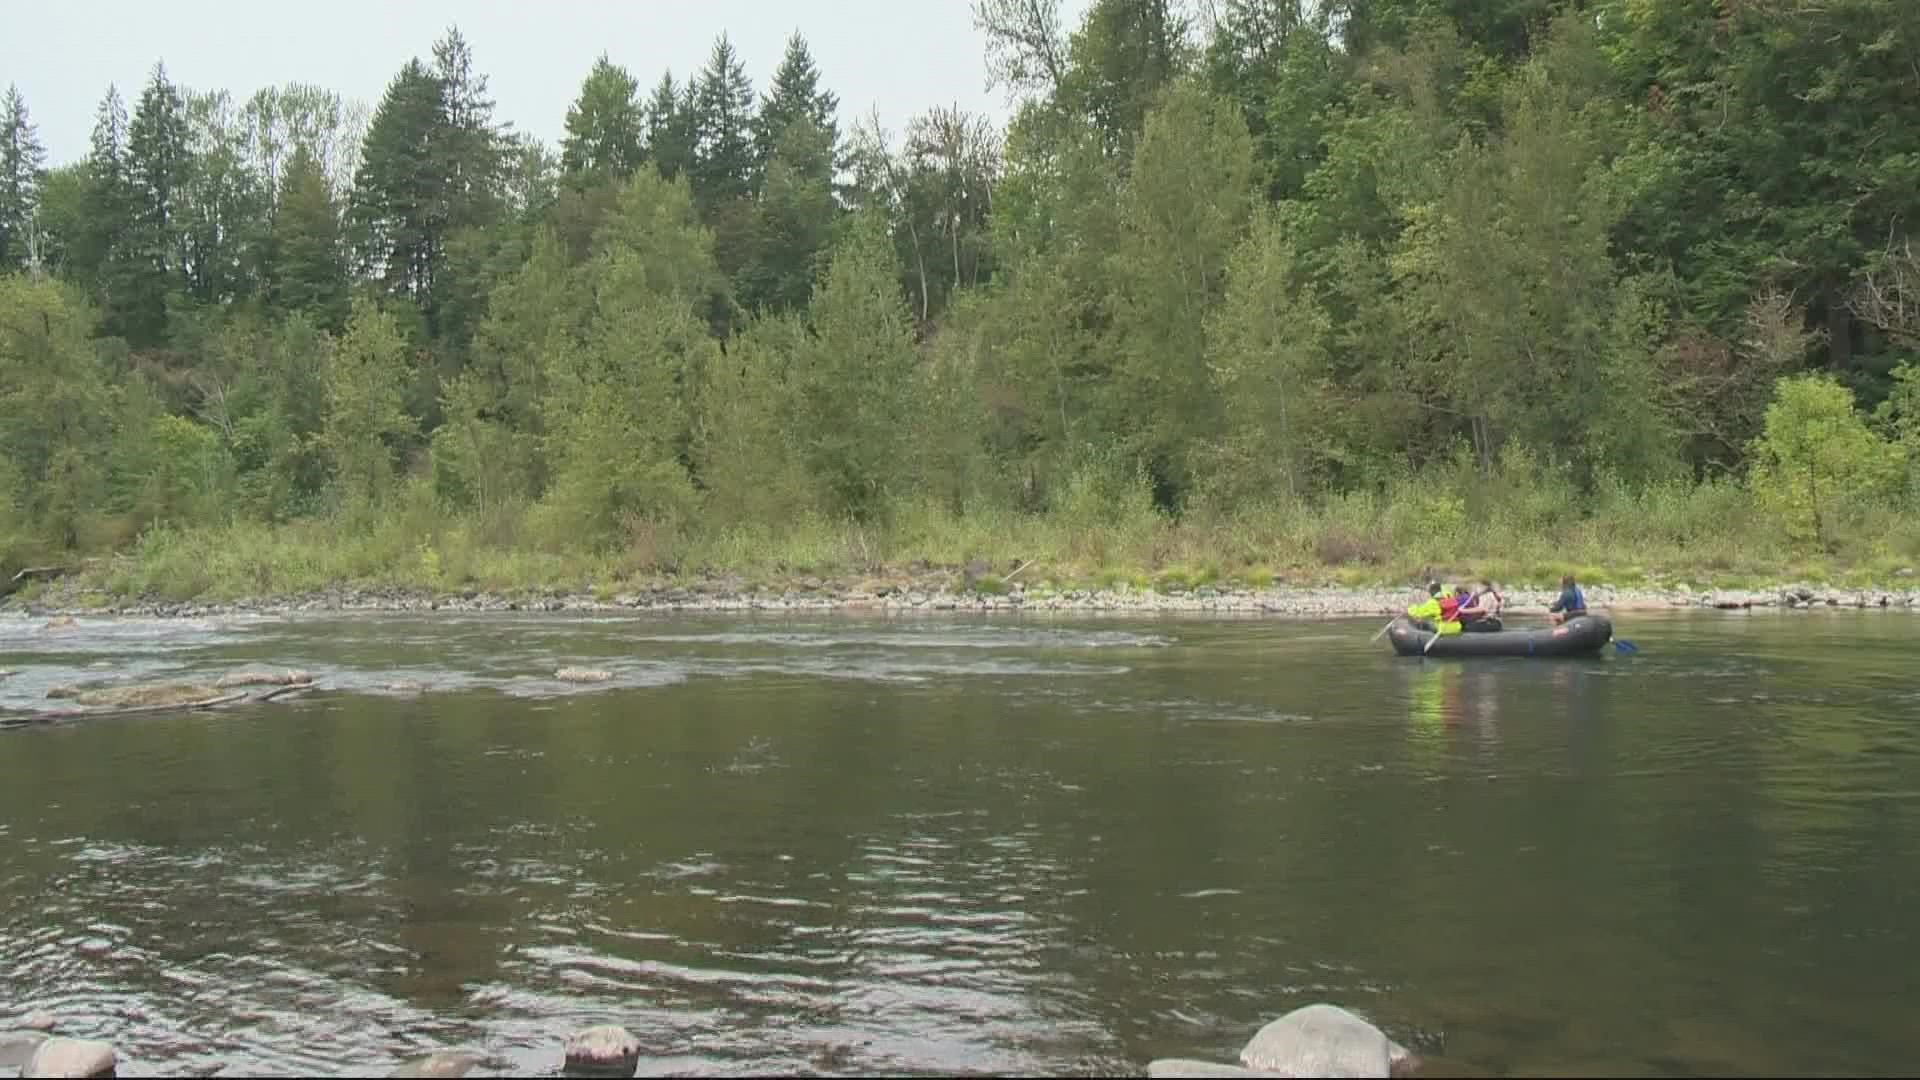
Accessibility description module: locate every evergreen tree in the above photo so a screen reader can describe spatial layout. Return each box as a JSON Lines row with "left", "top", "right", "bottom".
{"left": 431, "top": 25, "right": 507, "bottom": 232}
{"left": 270, "top": 144, "right": 348, "bottom": 327}
{"left": 690, "top": 34, "right": 757, "bottom": 204}
{"left": 645, "top": 73, "right": 696, "bottom": 183}
{"left": 561, "top": 54, "right": 646, "bottom": 181}
{"left": 75, "top": 87, "right": 146, "bottom": 341}
{"left": 0, "top": 85, "right": 47, "bottom": 272}
{"left": 349, "top": 59, "right": 447, "bottom": 318}
{"left": 753, "top": 32, "right": 840, "bottom": 175}
{"left": 123, "top": 63, "right": 193, "bottom": 343}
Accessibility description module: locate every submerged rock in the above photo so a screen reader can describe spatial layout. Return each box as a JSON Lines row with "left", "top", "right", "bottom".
{"left": 388, "top": 1049, "right": 483, "bottom": 1077}
{"left": 17, "top": 1011, "right": 58, "bottom": 1031}
{"left": 562, "top": 1024, "right": 640, "bottom": 1076}
{"left": 555, "top": 667, "right": 613, "bottom": 683}
{"left": 54, "top": 682, "right": 223, "bottom": 708}
{"left": 41, "top": 616, "right": 78, "bottom": 632}
{"left": 21, "top": 1037, "right": 116, "bottom": 1078}
{"left": 1238, "top": 1004, "right": 1417, "bottom": 1078}
{"left": 215, "top": 669, "right": 314, "bottom": 689}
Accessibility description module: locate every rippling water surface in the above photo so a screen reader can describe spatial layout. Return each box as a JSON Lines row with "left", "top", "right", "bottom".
{"left": 2, "top": 609, "right": 1917, "bottom": 1076}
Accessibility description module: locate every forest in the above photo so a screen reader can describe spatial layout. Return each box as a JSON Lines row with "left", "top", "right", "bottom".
{"left": 3, "top": 0, "right": 1920, "bottom": 599}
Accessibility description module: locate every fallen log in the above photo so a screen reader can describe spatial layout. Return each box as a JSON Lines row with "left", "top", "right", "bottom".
{"left": 6, "top": 691, "right": 248, "bottom": 728}
{"left": 1, "top": 682, "right": 318, "bottom": 730}
{"left": 251, "top": 683, "right": 316, "bottom": 704}
{"left": 215, "top": 669, "right": 314, "bottom": 689}
{"left": 0, "top": 565, "right": 69, "bottom": 599}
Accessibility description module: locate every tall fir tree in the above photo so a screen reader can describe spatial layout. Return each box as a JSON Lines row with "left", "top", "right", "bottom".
{"left": 690, "top": 34, "right": 757, "bottom": 205}
{"left": 121, "top": 63, "right": 193, "bottom": 344}
{"left": 560, "top": 54, "right": 646, "bottom": 181}
{"left": 753, "top": 32, "right": 840, "bottom": 176}
{"left": 270, "top": 144, "right": 348, "bottom": 328}
{"left": 76, "top": 87, "right": 150, "bottom": 342}
{"left": 431, "top": 26, "right": 507, "bottom": 233}
{"left": 0, "top": 85, "right": 47, "bottom": 272}
{"left": 645, "top": 72, "right": 697, "bottom": 184}
{"left": 349, "top": 58, "right": 447, "bottom": 323}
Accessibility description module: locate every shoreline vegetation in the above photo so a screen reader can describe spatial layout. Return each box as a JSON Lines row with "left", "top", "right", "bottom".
{"left": 7, "top": 503, "right": 1918, "bottom": 618}
{"left": 7, "top": 8, "right": 1920, "bottom": 620}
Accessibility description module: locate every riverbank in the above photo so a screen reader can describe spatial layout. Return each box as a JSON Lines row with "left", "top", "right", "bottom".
{"left": 9, "top": 570, "right": 1919, "bottom": 620}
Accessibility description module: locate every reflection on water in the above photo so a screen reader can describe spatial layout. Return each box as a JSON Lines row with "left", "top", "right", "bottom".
{"left": 1, "top": 610, "right": 1918, "bottom": 1076}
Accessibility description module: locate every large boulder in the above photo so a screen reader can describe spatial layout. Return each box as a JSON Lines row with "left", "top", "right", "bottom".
{"left": 1, "top": 1031, "right": 51, "bottom": 1069}
{"left": 1146, "top": 1059, "right": 1284, "bottom": 1077}
{"left": 562, "top": 1025, "right": 640, "bottom": 1076}
{"left": 21, "top": 1037, "right": 116, "bottom": 1078}
{"left": 1239, "top": 1004, "right": 1417, "bottom": 1078}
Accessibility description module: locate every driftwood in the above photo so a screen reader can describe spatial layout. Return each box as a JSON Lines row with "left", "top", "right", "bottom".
{"left": 1, "top": 682, "right": 318, "bottom": 731}
{"left": 0, "top": 565, "right": 69, "bottom": 600}
{"left": 215, "top": 670, "right": 314, "bottom": 689}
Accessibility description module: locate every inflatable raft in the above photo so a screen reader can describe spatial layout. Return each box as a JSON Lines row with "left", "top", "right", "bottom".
{"left": 1388, "top": 613, "right": 1614, "bottom": 658}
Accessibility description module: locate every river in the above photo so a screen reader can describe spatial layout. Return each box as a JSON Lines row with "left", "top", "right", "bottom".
{"left": 1, "top": 610, "right": 1916, "bottom": 1077}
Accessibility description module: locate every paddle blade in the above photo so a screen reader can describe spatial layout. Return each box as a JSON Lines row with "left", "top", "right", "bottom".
{"left": 1613, "top": 639, "right": 1638, "bottom": 654}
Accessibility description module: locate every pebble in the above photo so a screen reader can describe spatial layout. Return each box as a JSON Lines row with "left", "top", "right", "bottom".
{"left": 562, "top": 1025, "right": 640, "bottom": 1076}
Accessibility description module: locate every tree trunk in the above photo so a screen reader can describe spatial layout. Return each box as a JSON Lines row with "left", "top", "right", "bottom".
{"left": 1826, "top": 296, "right": 1853, "bottom": 370}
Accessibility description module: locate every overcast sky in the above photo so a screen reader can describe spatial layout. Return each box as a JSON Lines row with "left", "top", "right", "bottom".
{"left": 4, "top": 0, "right": 1092, "bottom": 167}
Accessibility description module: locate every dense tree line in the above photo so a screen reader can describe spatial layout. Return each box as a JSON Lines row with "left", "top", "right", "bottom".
{"left": 4, "top": 1, "right": 1920, "bottom": 572}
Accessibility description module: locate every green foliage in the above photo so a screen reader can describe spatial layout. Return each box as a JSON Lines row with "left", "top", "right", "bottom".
{"left": 12, "top": 6, "right": 1920, "bottom": 596}
{"left": 1748, "top": 374, "right": 1903, "bottom": 548}
{"left": 689, "top": 35, "right": 757, "bottom": 205}
{"left": 792, "top": 213, "right": 922, "bottom": 521}
{"left": 561, "top": 54, "right": 646, "bottom": 181}
{"left": 322, "top": 297, "right": 418, "bottom": 510}
{"left": 0, "top": 85, "right": 47, "bottom": 272}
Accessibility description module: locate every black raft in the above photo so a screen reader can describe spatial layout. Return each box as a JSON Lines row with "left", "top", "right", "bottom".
{"left": 1388, "top": 613, "right": 1615, "bottom": 658}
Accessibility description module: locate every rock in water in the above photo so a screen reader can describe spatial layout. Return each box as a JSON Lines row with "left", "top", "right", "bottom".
{"left": 1239, "top": 1004, "right": 1416, "bottom": 1078}
{"left": 1, "top": 1031, "right": 51, "bottom": 1069}
{"left": 563, "top": 1025, "right": 640, "bottom": 1076}
{"left": 22, "top": 1037, "right": 116, "bottom": 1078}
{"left": 388, "top": 1049, "right": 483, "bottom": 1077}
{"left": 1147, "top": 1059, "right": 1284, "bottom": 1077}
{"left": 17, "top": 1011, "right": 58, "bottom": 1031}
{"left": 555, "top": 667, "right": 613, "bottom": 683}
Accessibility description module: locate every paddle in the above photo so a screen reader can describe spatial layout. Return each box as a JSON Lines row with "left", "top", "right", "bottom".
{"left": 1369, "top": 618, "right": 1398, "bottom": 644}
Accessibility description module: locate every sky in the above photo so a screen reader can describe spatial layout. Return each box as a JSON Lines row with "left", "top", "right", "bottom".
{"left": 3, "top": 0, "right": 1091, "bottom": 168}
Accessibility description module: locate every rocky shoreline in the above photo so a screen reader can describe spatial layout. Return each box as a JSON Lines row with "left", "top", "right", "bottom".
{"left": 8, "top": 574, "right": 1920, "bottom": 621}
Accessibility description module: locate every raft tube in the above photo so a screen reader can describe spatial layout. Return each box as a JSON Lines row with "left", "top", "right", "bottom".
{"left": 1388, "top": 613, "right": 1614, "bottom": 658}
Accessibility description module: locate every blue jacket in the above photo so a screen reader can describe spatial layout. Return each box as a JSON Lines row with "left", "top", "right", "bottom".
{"left": 1549, "top": 584, "right": 1586, "bottom": 614}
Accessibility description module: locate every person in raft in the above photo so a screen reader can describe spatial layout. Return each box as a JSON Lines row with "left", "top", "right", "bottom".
{"left": 1548, "top": 574, "right": 1587, "bottom": 625}
{"left": 1406, "top": 581, "right": 1464, "bottom": 636}
{"left": 1459, "top": 579, "right": 1503, "bottom": 630}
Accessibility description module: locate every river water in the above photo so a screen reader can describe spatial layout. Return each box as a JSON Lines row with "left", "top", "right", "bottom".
{"left": 1, "top": 610, "right": 1916, "bottom": 1077}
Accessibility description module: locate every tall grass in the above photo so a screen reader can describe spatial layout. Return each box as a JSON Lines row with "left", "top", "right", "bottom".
{"left": 69, "top": 462, "right": 1920, "bottom": 603}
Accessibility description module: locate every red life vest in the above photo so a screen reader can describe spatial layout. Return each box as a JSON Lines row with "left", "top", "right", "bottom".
{"left": 1439, "top": 595, "right": 1461, "bottom": 621}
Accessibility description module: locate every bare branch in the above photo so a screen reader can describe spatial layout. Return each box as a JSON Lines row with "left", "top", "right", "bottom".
{"left": 973, "top": 0, "right": 1069, "bottom": 100}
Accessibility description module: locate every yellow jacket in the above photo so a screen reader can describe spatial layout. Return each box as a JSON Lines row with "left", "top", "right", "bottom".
{"left": 1406, "top": 595, "right": 1463, "bottom": 635}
